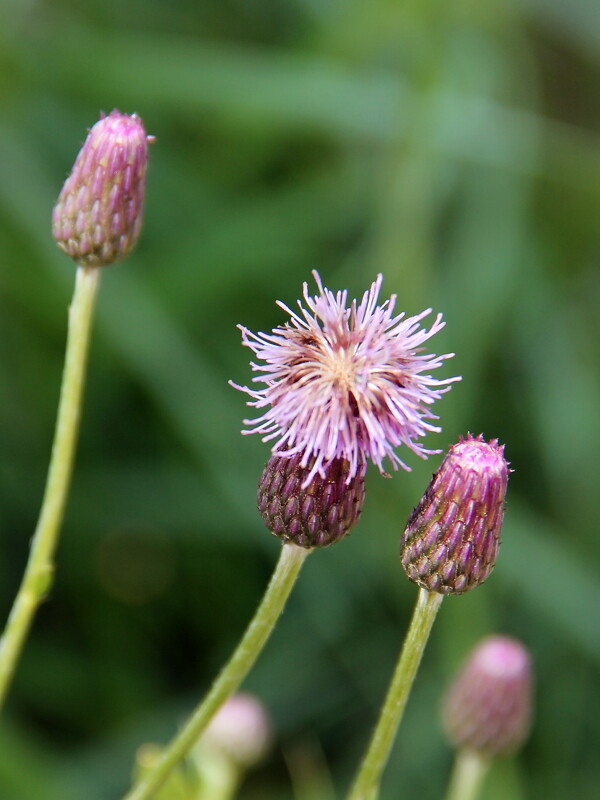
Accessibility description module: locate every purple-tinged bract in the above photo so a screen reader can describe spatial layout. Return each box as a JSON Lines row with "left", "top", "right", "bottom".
{"left": 52, "top": 110, "right": 152, "bottom": 267}
{"left": 258, "top": 453, "right": 365, "bottom": 548}
{"left": 232, "top": 272, "right": 459, "bottom": 487}
{"left": 400, "top": 434, "right": 508, "bottom": 595}
{"left": 442, "top": 635, "right": 533, "bottom": 757}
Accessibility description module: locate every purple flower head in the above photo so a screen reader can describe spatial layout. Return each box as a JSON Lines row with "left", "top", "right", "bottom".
{"left": 442, "top": 636, "right": 533, "bottom": 757}
{"left": 231, "top": 272, "right": 459, "bottom": 487}
{"left": 401, "top": 434, "right": 509, "bottom": 594}
{"left": 52, "top": 110, "right": 153, "bottom": 267}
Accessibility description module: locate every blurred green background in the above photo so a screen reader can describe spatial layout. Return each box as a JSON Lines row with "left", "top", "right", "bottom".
{"left": 0, "top": 0, "right": 599, "bottom": 798}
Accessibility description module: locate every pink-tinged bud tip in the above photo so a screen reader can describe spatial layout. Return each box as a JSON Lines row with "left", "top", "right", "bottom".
{"left": 258, "top": 454, "right": 366, "bottom": 548}
{"left": 400, "top": 434, "right": 509, "bottom": 594}
{"left": 52, "top": 110, "right": 152, "bottom": 267}
{"left": 199, "top": 693, "right": 272, "bottom": 768}
{"left": 442, "top": 636, "right": 533, "bottom": 757}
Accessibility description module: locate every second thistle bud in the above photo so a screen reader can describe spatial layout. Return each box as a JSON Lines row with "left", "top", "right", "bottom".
{"left": 258, "top": 454, "right": 365, "bottom": 548}
{"left": 442, "top": 636, "right": 533, "bottom": 757}
{"left": 400, "top": 434, "right": 508, "bottom": 595}
{"left": 52, "top": 110, "right": 151, "bottom": 267}
{"left": 198, "top": 693, "right": 272, "bottom": 769}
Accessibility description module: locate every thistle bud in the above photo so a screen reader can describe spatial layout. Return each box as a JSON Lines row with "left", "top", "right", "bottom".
{"left": 442, "top": 636, "right": 533, "bottom": 757}
{"left": 199, "top": 693, "right": 272, "bottom": 769}
{"left": 52, "top": 110, "right": 151, "bottom": 267}
{"left": 400, "top": 434, "right": 508, "bottom": 594}
{"left": 258, "top": 454, "right": 365, "bottom": 548}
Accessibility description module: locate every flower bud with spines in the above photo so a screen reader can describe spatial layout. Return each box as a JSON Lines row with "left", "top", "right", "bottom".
{"left": 52, "top": 110, "right": 151, "bottom": 267}
{"left": 442, "top": 636, "right": 533, "bottom": 757}
{"left": 400, "top": 434, "right": 508, "bottom": 594}
{"left": 258, "top": 453, "right": 366, "bottom": 548}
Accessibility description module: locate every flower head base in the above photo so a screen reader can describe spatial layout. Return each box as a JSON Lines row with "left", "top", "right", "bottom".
{"left": 232, "top": 272, "right": 459, "bottom": 487}
{"left": 52, "top": 110, "right": 152, "bottom": 267}
{"left": 401, "top": 434, "right": 508, "bottom": 595}
{"left": 442, "top": 636, "right": 533, "bottom": 757}
{"left": 258, "top": 454, "right": 365, "bottom": 548}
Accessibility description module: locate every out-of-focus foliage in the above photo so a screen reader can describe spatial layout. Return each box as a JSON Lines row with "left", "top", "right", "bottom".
{"left": 0, "top": 0, "right": 599, "bottom": 798}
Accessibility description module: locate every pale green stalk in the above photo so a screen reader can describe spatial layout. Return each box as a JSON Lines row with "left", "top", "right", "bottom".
{"left": 444, "top": 748, "right": 490, "bottom": 800}
{"left": 347, "top": 588, "right": 444, "bottom": 800}
{"left": 0, "top": 265, "right": 101, "bottom": 708}
{"left": 124, "top": 542, "right": 311, "bottom": 800}
{"left": 195, "top": 753, "right": 240, "bottom": 800}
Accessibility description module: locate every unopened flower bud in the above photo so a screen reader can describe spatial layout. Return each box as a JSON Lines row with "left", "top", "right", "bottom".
{"left": 400, "top": 434, "right": 508, "bottom": 594}
{"left": 442, "top": 636, "right": 533, "bottom": 757}
{"left": 258, "top": 454, "right": 365, "bottom": 548}
{"left": 199, "top": 693, "right": 272, "bottom": 769}
{"left": 52, "top": 110, "right": 151, "bottom": 267}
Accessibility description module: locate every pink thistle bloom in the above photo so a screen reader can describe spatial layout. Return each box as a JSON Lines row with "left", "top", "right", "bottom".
{"left": 232, "top": 272, "right": 460, "bottom": 486}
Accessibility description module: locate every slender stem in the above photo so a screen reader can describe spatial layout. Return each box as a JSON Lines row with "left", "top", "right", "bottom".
{"left": 195, "top": 754, "right": 240, "bottom": 800}
{"left": 0, "top": 265, "right": 101, "bottom": 708}
{"left": 123, "top": 543, "right": 311, "bottom": 800}
{"left": 444, "top": 748, "right": 490, "bottom": 800}
{"left": 347, "top": 589, "right": 444, "bottom": 800}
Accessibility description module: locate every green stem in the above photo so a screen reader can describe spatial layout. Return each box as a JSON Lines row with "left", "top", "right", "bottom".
{"left": 123, "top": 542, "right": 311, "bottom": 800}
{"left": 444, "top": 748, "right": 490, "bottom": 800}
{"left": 195, "top": 754, "right": 241, "bottom": 800}
{"left": 347, "top": 588, "right": 444, "bottom": 800}
{"left": 0, "top": 265, "right": 101, "bottom": 708}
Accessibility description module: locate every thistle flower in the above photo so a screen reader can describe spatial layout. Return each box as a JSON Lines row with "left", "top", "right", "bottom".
{"left": 442, "top": 636, "right": 533, "bottom": 757}
{"left": 401, "top": 434, "right": 508, "bottom": 594}
{"left": 232, "top": 272, "right": 459, "bottom": 488}
{"left": 52, "top": 110, "right": 152, "bottom": 267}
{"left": 258, "top": 453, "right": 365, "bottom": 547}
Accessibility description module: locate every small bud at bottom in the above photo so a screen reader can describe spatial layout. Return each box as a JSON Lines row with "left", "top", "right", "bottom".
{"left": 258, "top": 454, "right": 365, "bottom": 548}
{"left": 442, "top": 635, "right": 533, "bottom": 757}
{"left": 199, "top": 693, "right": 272, "bottom": 769}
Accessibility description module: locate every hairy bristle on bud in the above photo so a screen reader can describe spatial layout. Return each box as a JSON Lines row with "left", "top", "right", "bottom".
{"left": 258, "top": 454, "right": 365, "bottom": 548}
{"left": 52, "top": 110, "right": 151, "bottom": 267}
{"left": 442, "top": 636, "right": 533, "bottom": 757}
{"left": 400, "top": 434, "right": 509, "bottom": 595}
